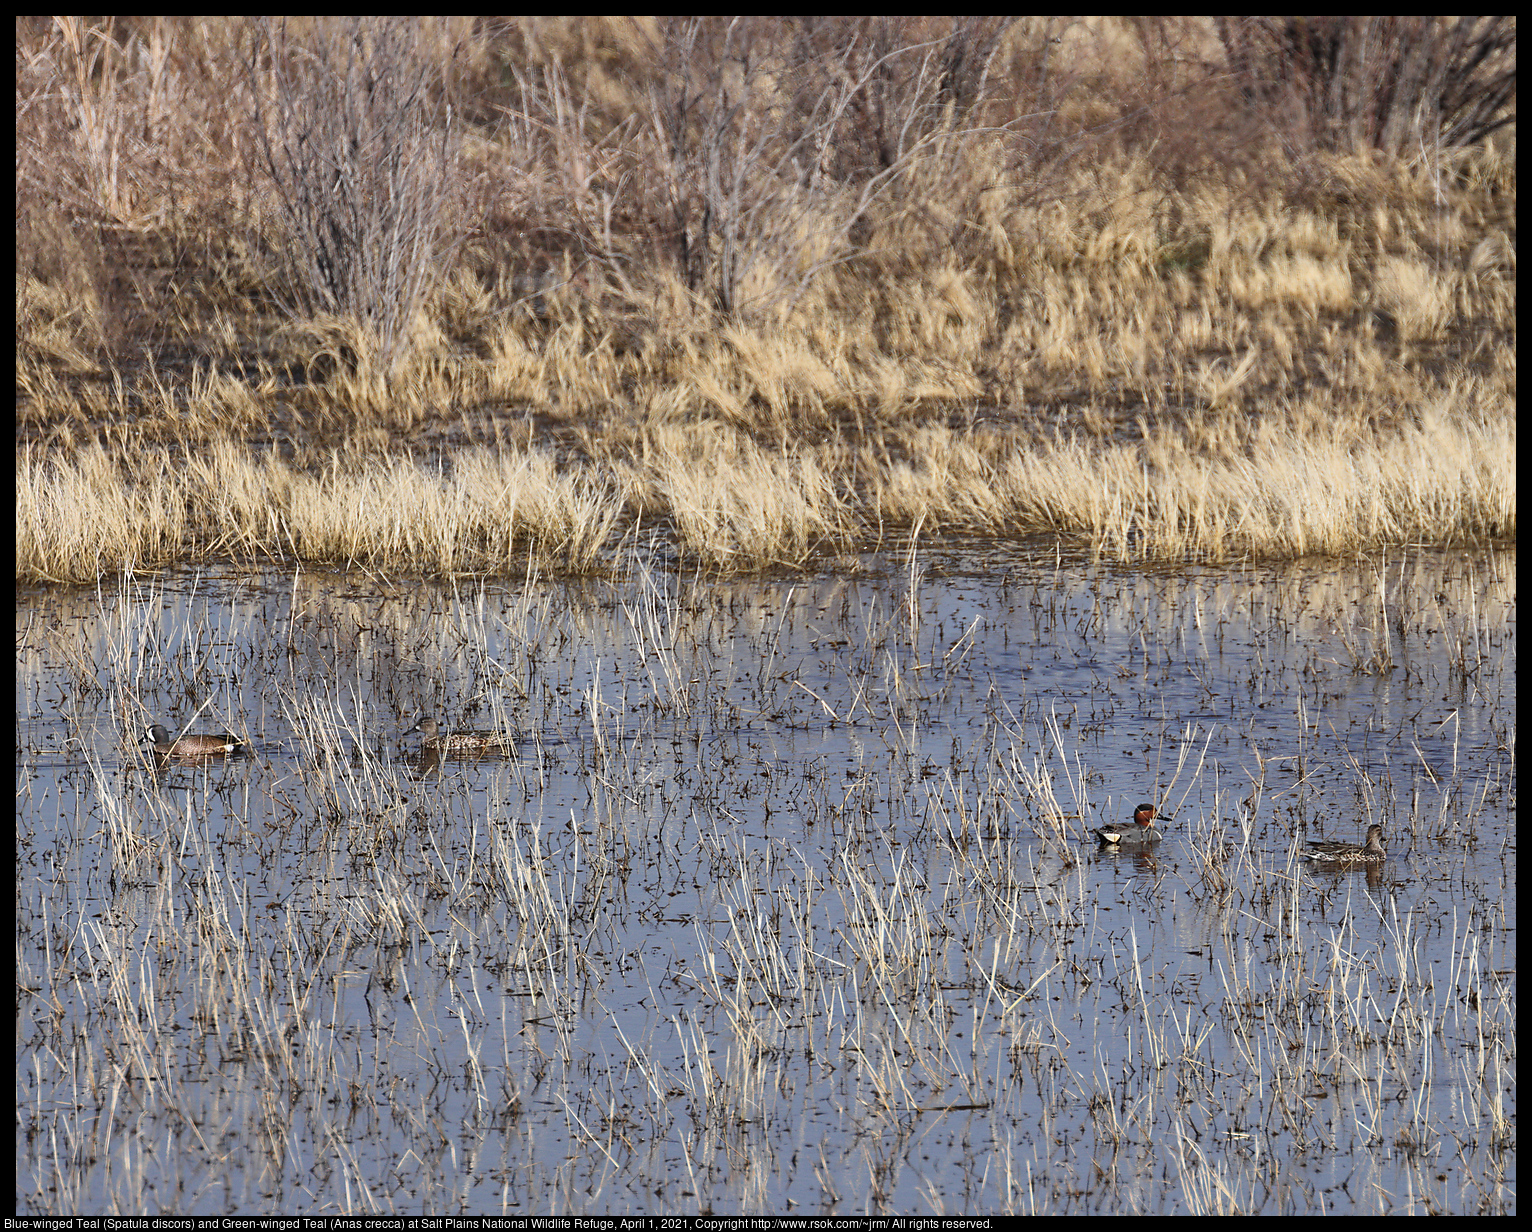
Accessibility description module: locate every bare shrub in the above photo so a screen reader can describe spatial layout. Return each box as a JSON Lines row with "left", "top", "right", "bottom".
{"left": 246, "top": 17, "right": 462, "bottom": 372}
{"left": 607, "top": 18, "right": 1015, "bottom": 317}
{"left": 1215, "top": 17, "right": 1516, "bottom": 158}
{"left": 467, "top": 17, "right": 1081, "bottom": 325}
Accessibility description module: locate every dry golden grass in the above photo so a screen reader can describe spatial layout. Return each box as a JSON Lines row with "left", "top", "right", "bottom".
{"left": 18, "top": 441, "right": 624, "bottom": 580}
{"left": 20, "top": 384, "right": 1509, "bottom": 582}
{"left": 15, "top": 17, "right": 1516, "bottom": 582}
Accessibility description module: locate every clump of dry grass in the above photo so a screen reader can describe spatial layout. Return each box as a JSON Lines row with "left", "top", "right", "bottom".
{"left": 622, "top": 422, "right": 849, "bottom": 570}
{"left": 18, "top": 440, "right": 625, "bottom": 581}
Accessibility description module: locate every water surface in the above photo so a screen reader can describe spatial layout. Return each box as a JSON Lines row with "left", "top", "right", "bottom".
{"left": 15, "top": 543, "right": 1515, "bottom": 1214}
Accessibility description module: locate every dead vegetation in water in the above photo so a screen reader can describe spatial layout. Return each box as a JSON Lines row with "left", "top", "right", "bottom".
{"left": 15, "top": 17, "right": 1517, "bottom": 580}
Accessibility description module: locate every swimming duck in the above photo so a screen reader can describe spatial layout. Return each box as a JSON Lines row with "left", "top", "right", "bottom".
{"left": 1301, "top": 824, "right": 1386, "bottom": 863}
{"left": 146, "top": 723, "right": 246, "bottom": 758}
{"left": 1096, "top": 802, "right": 1169, "bottom": 847}
{"left": 402, "top": 717, "right": 517, "bottom": 753}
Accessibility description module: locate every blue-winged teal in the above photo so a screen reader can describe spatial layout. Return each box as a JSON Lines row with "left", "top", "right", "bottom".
{"left": 147, "top": 723, "right": 246, "bottom": 758}
{"left": 402, "top": 717, "right": 517, "bottom": 753}
{"left": 1097, "top": 802, "right": 1169, "bottom": 847}
{"left": 1302, "top": 824, "right": 1386, "bottom": 863}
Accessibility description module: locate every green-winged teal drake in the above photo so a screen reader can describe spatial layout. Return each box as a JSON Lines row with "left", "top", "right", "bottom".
{"left": 1096, "top": 802, "right": 1169, "bottom": 847}
{"left": 147, "top": 723, "right": 246, "bottom": 758}
{"left": 402, "top": 717, "right": 517, "bottom": 753}
{"left": 1302, "top": 824, "right": 1386, "bottom": 863}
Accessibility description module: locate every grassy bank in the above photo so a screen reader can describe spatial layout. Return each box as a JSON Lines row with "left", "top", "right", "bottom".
{"left": 16, "top": 17, "right": 1516, "bottom": 580}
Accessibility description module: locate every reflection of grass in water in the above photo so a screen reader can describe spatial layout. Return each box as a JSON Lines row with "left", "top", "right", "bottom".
{"left": 15, "top": 550, "right": 1514, "bottom": 1212}
{"left": 16, "top": 18, "right": 1514, "bottom": 582}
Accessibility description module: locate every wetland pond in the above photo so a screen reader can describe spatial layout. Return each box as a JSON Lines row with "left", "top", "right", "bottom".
{"left": 15, "top": 542, "right": 1516, "bottom": 1215}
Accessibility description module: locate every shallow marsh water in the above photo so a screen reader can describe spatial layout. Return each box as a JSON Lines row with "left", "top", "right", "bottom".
{"left": 15, "top": 543, "right": 1516, "bottom": 1215}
